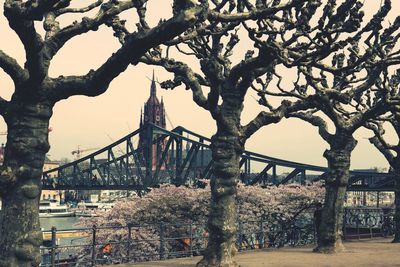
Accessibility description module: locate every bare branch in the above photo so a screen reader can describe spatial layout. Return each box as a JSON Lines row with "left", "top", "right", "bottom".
{"left": 50, "top": 5, "right": 206, "bottom": 102}
{"left": 140, "top": 56, "right": 213, "bottom": 113}
{"left": 289, "top": 110, "right": 333, "bottom": 143}
{"left": 4, "top": 0, "right": 66, "bottom": 20}
{"left": 229, "top": 51, "right": 275, "bottom": 85}
{"left": 243, "top": 110, "right": 283, "bottom": 140}
{"left": 0, "top": 50, "right": 28, "bottom": 84}
{"left": 43, "top": 12, "right": 60, "bottom": 39}
{"left": 346, "top": 66, "right": 386, "bottom": 100}
{"left": 166, "top": 23, "right": 214, "bottom": 46}
{"left": 208, "top": 0, "right": 303, "bottom": 22}
{"left": 54, "top": 0, "right": 104, "bottom": 16}
{"left": 348, "top": 100, "right": 388, "bottom": 133}
{"left": 243, "top": 98, "right": 315, "bottom": 140}
{"left": 4, "top": 3, "right": 44, "bottom": 81}
{"left": 43, "top": 0, "right": 139, "bottom": 60}
{"left": 365, "top": 122, "right": 396, "bottom": 164}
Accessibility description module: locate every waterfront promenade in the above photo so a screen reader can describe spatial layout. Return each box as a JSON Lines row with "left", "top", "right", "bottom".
{"left": 117, "top": 238, "right": 400, "bottom": 267}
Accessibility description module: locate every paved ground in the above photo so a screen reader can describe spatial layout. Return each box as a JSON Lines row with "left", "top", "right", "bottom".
{"left": 116, "top": 238, "right": 400, "bottom": 267}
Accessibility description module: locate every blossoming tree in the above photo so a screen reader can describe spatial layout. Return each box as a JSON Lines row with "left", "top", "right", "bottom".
{"left": 78, "top": 183, "right": 324, "bottom": 261}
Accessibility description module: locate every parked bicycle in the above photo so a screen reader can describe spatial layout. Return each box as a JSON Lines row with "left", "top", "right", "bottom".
{"left": 267, "top": 204, "right": 316, "bottom": 248}
{"left": 381, "top": 209, "right": 395, "bottom": 237}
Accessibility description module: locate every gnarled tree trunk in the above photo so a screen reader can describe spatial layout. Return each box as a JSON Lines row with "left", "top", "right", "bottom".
{"left": 393, "top": 168, "right": 400, "bottom": 243}
{"left": 0, "top": 100, "right": 53, "bottom": 267}
{"left": 197, "top": 95, "right": 244, "bottom": 267}
{"left": 314, "top": 134, "right": 357, "bottom": 253}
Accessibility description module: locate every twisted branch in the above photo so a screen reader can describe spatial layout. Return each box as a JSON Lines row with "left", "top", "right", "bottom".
{"left": 0, "top": 50, "right": 28, "bottom": 84}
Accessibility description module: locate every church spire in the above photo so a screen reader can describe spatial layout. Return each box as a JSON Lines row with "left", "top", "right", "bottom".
{"left": 150, "top": 70, "right": 156, "bottom": 97}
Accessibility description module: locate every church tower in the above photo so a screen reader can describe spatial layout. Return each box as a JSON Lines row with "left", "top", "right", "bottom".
{"left": 139, "top": 71, "right": 166, "bottom": 129}
{"left": 138, "top": 72, "right": 167, "bottom": 169}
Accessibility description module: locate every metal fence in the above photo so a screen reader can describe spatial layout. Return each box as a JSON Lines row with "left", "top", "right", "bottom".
{"left": 343, "top": 207, "right": 395, "bottom": 239}
{"left": 40, "top": 214, "right": 316, "bottom": 266}
{"left": 41, "top": 222, "right": 209, "bottom": 266}
{"left": 40, "top": 207, "right": 395, "bottom": 266}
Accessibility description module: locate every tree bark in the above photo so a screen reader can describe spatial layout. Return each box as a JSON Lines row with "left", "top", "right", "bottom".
{"left": 0, "top": 100, "right": 53, "bottom": 267}
{"left": 314, "top": 134, "right": 357, "bottom": 253}
{"left": 197, "top": 96, "right": 244, "bottom": 267}
{"left": 392, "top": 168, "right": 400, "bottom": 243}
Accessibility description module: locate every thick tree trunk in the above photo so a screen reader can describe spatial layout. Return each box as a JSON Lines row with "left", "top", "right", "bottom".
{"left": 314, "top": 135, "right": 356, "bottom": 253}
{"left": 0, "top": 101, "right": 52, "bottom": 267}
{"left": 197, "top": 96, "right": 244, "bottom": 267}
{"left": 392, "top": 170, "right": 400, "bottom": 243}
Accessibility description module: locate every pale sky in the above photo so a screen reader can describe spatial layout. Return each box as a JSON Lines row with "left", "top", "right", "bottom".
{"left": 0, "top": 1, "right": 399, "bottom": 172}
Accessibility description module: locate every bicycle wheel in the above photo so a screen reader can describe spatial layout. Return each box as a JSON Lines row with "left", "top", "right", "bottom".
{"left": 365, "top": 216, "right": 378, "bottom": 228}
{"left": 381, "top": 224, "right": 391, "bottom": 237}
{"left": 287, "top": 229, "right": 301, "bottom": 247}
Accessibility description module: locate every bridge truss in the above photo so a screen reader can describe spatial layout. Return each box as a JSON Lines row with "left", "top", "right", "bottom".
{"left": 42, "top": 123, "right": 395, "bottom": 191}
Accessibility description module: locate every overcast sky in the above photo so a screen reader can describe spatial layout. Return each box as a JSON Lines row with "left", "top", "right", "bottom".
{"left": 0, "top": 0, "right": 399, "bottom": 172}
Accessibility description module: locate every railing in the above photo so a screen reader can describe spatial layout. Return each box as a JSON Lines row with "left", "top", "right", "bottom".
{"left": 40, "top": 207, "right": 396, "bottom": 266}
{"left": 42, "top": 123, "right": 396, "bottom": 191}
{"left": 40, "top": 215, "right": 315, "bottom": 266}
{"left": 343, "top": 207, "right": 395, "bottom": 239}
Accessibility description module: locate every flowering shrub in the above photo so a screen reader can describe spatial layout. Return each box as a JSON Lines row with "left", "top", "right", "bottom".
{"left": 77, "top": 183, "right": 324, "bottom": 262}
{"left": 236, "top": 183, "right": 324, "bottom": 237}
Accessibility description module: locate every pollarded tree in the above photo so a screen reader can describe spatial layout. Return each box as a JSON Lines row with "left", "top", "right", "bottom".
{"left": 106, "top": 0, "right": 390, "bottom": 265}
{"left": 264, "top": 0, "right": 400, "bottom": 252}
{"left": 0, "top": 0, "right": 210, "bottom": 266}
{"left": 366, "top": 70, "right": 400, "bottom": 243}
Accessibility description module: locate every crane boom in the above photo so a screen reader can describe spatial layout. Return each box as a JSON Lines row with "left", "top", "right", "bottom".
{"left": 71, "top": 147, "right": 99, "bottom": 159}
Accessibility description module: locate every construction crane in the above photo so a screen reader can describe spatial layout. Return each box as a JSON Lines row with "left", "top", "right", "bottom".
{"left": 71, "top": 146, "right": 99, "bottom": 160}
{"left": 0, "top": 127, "right": 53, "bottom": 135}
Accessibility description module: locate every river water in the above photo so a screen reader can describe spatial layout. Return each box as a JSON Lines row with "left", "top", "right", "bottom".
{"left": 40, "top": 216, "right": 80, "bottom": 231}
{"left": 40, "top": 217, "right": 87, "bottom": 250}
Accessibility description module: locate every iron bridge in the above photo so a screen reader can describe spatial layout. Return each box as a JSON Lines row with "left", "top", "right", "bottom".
{"left": 42, "top": 123, "right": 395, "bottom": 191}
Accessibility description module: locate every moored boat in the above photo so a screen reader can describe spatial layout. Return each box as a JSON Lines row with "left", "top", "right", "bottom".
{"left": 39, "top": 199, "right": 75, "bottom": 218}
{"left": 74, "top": 201, "right": 114, "bottom": 217}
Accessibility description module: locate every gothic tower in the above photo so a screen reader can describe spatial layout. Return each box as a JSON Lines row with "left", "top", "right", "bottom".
{"left": 139, "top": 71, "right": 166, "bottom": 129}
{"left": 138, "top": 72, "right": 167, "bottom": 169}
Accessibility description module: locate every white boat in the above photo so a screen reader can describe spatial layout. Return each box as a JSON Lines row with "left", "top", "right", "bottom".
{"left": 74, "top": 201, "right": 114, "bottom": 217}
{"left": 39, "top": 200, "right": 75, "bottom": 218}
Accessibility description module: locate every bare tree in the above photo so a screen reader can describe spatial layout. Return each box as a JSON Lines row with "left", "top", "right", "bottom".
{"left": 106, "top": 0, "right": 396, "bottom": 265}
{"left": 270, "top": 0, "right": 400, "bottom": 253}
{"left": 0, "top": 0, "right": 210, "bottom": 265}
{"left": 366, "top": 70, "right": 400, "bottom": 243}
